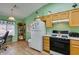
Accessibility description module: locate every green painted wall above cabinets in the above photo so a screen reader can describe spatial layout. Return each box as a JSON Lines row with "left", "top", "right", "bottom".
{"left": 24, "top": 3, "right": 79, "bottom": 40}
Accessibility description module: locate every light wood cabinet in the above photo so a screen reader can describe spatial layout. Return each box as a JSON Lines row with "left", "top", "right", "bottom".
{"left": 69, "top": 8, "right": 79, "bottom": 26}
{"left": 40, "top": 8, "right": 79, "bottom": 27}
{"left": 46, "top": 15, "right": 52, "bottom": 28}
{"left": 70, "top": 40, "right": 79, "bottom": 55}
{"left": 39, "top": 16, "right": 47, "bottom": 21}
{"left": 39, "top": 15, "right": 52, "bottom": 27}
{"left": 59, "top": 11, "right": 69, "bottom": 20}
{"left": 53, "top": 11, "right": 69, "bottom": 20}
{"left": 53, "top": 13, "right": 60, "bottom": 20}
{"left": 43, "top": 36, "right": 50, "bottom": 52}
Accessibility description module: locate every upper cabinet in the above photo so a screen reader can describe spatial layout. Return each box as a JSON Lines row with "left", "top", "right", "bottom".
{"left": 46, "top": 15, "right": 53, "bottom": 28}
{"left": 59, "top": 11, "right": 69, "bottom": 20}
{"left": 39, "top": 16, "right": 47, "bottom": 21}
{"left": 53, "top": 11, "right": 69, "bottom": 21}
{"left": 39, "top": 8, "right": 79, "bottom": 27}
{"left": 69, "top": 8, "right": 79, "bottom": 26}
{"left": 39, "top": 15, "right": 53, "bottom": 28}
{"left": 52, "top": 13, "right": 60, "bottom": 20}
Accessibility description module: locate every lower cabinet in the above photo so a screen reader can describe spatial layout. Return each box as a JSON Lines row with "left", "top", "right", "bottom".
{"left": 43, "top": 36, "right": 50, "bottom": 53}
{"left": 43, "top": 37, "right": 79, "bottom": 55}
{"left": 70, "top": 45, "right": 79, "bottom": 55}
{"left": 70, "top": 40, "right": 79, "bottom": 55}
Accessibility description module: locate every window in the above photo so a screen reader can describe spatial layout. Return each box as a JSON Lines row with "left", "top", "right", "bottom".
{"left": 0, "top": 20, "right": 15, "bottom": 37}
{"left": 7, "top": 21, "right": 15, "bottom": 36}
{"left": 0, "top": 20, "right": 6, "bottom": 37}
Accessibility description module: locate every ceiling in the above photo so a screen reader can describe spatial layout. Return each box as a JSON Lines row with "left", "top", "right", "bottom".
{"left": 0, "top": 3, "right": 46, "bottom": 19}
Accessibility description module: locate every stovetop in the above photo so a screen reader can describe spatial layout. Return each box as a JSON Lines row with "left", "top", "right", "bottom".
{"left": 51, "top": 34, "right": 69, "bottom": 39}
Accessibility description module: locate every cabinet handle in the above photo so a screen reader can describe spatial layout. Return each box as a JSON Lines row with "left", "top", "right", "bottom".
{"left": 73, "top": 45, "right": 79, "bottom": 48}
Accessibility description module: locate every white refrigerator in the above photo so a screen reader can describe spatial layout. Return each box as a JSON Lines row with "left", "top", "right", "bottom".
{"left": 29, "top": 18, "right": 46, "bottom": 51}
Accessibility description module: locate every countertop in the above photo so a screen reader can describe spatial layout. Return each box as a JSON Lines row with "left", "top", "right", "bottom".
{"left": 43, "top": 35, "right": 51, "bottom": 36}
{"left": 69, "top": 37, "right": 79, "bottom": 40}
{"left": 43, "top": 35, "right": 79, "bottom": 40}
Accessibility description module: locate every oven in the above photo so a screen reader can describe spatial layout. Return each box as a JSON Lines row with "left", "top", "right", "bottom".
{"left": 50, "top": 37, "right": 70, "bottom": 55}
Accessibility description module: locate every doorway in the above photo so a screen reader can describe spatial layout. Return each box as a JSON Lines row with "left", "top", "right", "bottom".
{"left": 17, "top": 23, "right": 26, "bottom": 41}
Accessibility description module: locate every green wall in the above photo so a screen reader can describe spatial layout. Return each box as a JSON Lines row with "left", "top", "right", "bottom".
{"left": 0, "top": 15, "right": 24, "bottom": 42}
{"left": 47, "top": 22, "right": 79, "bottom": 35}
{"left": 24, "top": 3, "right": 79, "bottom": 40}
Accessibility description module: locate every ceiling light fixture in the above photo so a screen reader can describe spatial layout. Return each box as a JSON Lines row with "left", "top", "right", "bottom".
{"left": 8, "top": 5, "right": 16, "bottom": 21}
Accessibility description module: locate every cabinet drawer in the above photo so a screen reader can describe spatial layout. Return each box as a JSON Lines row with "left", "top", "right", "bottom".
{"left": 44, "top": 41, "right": 49, "bottom": 47}
{"left": 44, "top": 41, "right": 49, "bottom": 44}
{"left": 43, "top": 36, "right": 50, "bottom": 52}
{"left": 70, "top": 44, "right": 79, "bottom": 55}
{"left": 44, "top": 40, "right": 49, "bottom": 43}
{"left": 44, "top": 41, "right": 49, "bottom": 46}
{"left": 43, "top": 37, "right": 49, "bottom": 43}
{"left": 44, "top": 36, "right": 49, "bottom": 39}
{"left": 71, "top": 40, "right": 79, "bottom": 45}
{"left": 44, "top": 45, "right": 49, "bottom": 49}
{"left": 44, "top": 46, "right": 50, "bottom": 51}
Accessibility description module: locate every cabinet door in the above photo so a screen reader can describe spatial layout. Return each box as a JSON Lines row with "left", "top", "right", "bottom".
{"left": 53, "top": 13, "right": 60, "bottom": 20}
{"left": 69, "top": 9, "right": 79, "bottom": 26}
{"left": 43, "top": 46, "right": 50, "bottom": 52}
{"left": 70, "top": 44, "right": 79, "bottom": 55}
{"left": 53, "top": 11, "right": 69, "bottom": 20}
{"left": 39, "top": 16, "right": 47, "bottom": 21}
{"left": 46, "top": 15, "right": 52, "bottom": 28}
{"left": 59, "top": 11, "right": 69, "bottom": 20}
{"left": 71, "top": 40, "right": 79, "bottom": 45}
{"left": 43, "top": 36, "right": 50, "bottom": 52}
